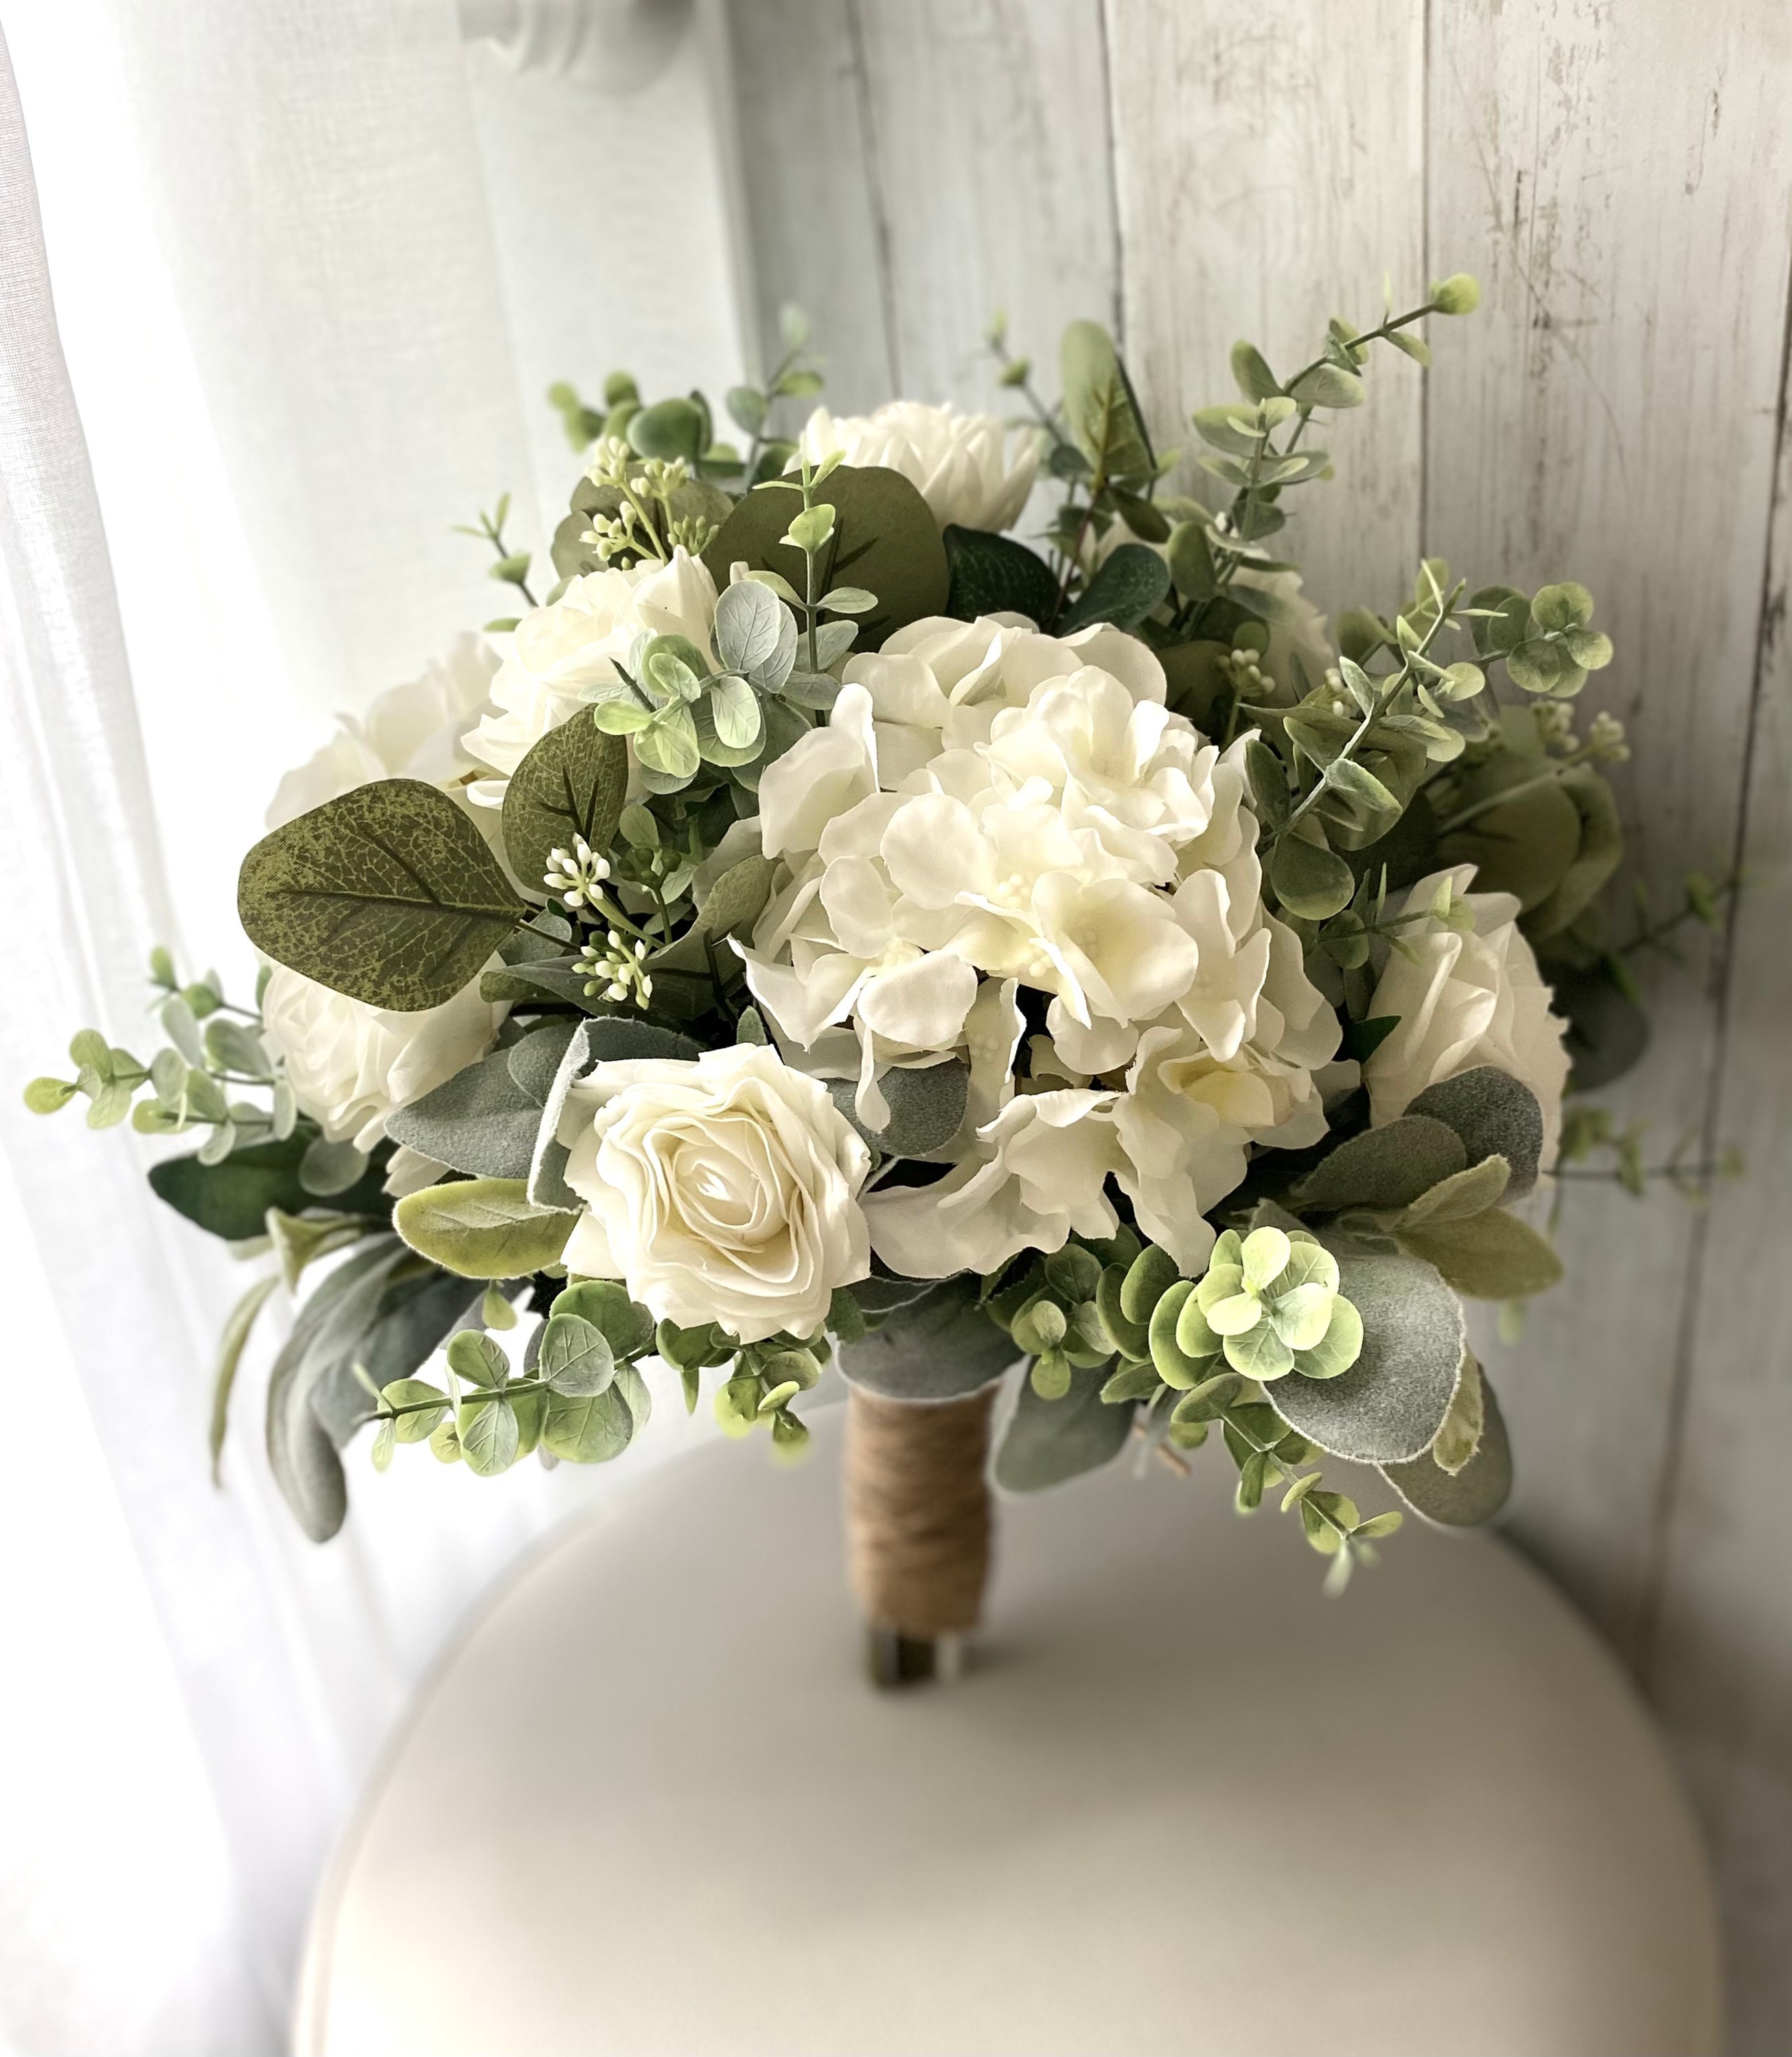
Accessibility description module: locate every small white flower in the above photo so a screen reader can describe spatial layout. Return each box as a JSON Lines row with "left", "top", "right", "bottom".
{"left": 796, "top": 402, "right": 1039, "bottom": 534}
{"left": 559, "top": 1044, "right": 871, "bottom": 1344}
{"left": 543, "top": 836, "right": 612, "bottom": 910}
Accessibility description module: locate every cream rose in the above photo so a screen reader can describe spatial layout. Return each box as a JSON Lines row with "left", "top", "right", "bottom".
{"left": 558, "top": 1043, "right": 871, "bottom": 1344}
{"left": 461, "top": 549, "right": 718, "bottom": 800}
{"left": 1362, "top": 865, "right": 1571, "bottom": 1159}
{"left": 266, "top": 633, "right": 499, "bottom": 827}
{"left": 796, "top": 402, "right": 1039, "bottom": 534}
{"left": 258, "top": 965, "right": 504, "bottom": 1160}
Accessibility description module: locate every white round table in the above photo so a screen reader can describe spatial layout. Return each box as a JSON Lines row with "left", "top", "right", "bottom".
{"left": 295, "top": 1401, "right": 1721, "bottom": 2056}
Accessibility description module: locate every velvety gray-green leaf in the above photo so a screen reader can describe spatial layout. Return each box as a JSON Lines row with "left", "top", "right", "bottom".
{"left": 383, "top": 1043, "right": 541, "bottom": 1179}
{"left": 1405, "top": 1068, "right": 1545, "bottom": 1199}
{"left": 1264, "top": 1243, "right": 1464, "bottom": 1463}
{"left": 839, "top": 1278, "right": 1017, "bottom": 1401}
{"left": 1291, "top": 1115, "right": 1467, "bottom": 1213}
{"left": 1381, "top": 1377, "right": 1513, "bottom": 1526}
{"left": 993, "top": 1360, "right": 1136, "bottom": 1493}
{"left": 827, "top": 1060, "right": 969, "bottom": 1159}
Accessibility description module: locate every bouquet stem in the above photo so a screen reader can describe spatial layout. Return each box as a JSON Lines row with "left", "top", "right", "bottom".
{"left": 842, "top": 1383, "right": 996, "bottom": 1688}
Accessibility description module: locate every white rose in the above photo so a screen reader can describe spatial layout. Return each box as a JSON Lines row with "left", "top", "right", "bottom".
{"left": 558, "top": 1043, "right": 871, "bottom": 1344}
{"left": 259, "top": 964, "right": 504, "bottom": 1156}
{"left": 461, "top": 549, "right": 718, "bottom": 798}
{"left": 796, "top": 402, "right": 1039, "bottom": 534}
{"left": 1362, "top": 865, "right": 1571, "bottom": 1159}
{"left": 266, "top": 633, "right": 500, "bottom": 827}
{"left": 862, "top": 1088, "right": 1123, "bottom": 1280}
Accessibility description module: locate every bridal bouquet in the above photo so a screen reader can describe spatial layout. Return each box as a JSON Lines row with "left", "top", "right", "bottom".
{"left": 31, "top": 277, "right": 1647, "bottom": 1587}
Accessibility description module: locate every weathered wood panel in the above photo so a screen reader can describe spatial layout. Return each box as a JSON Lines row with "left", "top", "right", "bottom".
{"left": 722, "top": 0, "right": 1116, "bottom": 422}
{"left": 1423, "top": 0, "right": 1792, "bottom": 1662}
{"left": 1643, "top": 309, "right": 1792, "bottom": 2055}
{"left": 1102, "top": 0, "right": 1427, "bottom": 622}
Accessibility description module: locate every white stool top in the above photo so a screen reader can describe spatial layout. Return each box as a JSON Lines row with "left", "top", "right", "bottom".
{"left": 296, "top": 1403, "right": 1720, "bottom": 2056}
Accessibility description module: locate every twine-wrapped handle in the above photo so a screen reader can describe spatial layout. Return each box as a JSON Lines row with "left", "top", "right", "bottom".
{"left": 843, "top": 1382, "right": 996, "bottom": 1680}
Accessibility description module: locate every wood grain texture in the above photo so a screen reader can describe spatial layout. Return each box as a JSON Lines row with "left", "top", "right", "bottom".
{"left": 851, "top": 0, "right": 1117, "bottom": 405}
{"left": 1424, "top": 0, "right": 1792, "bottom": 1666}
{"left": 1101, "top": 0, "right": 1427, "bottom": 623}
{"left": 1642, "top": 275, "right": 1792, "bottom": 2056}
{"left": 718, "top": 0, "right": 894, "bottom": 413}
{"left": 723, "top": 1, "right": 1116, "bottom": 424}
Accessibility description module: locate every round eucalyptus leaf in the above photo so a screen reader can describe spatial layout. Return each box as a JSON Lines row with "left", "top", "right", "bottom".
{"left": 1381, "top": 1377, "right": 1513, "bottom": 1526}
{"left": 700, "top": 466, "right": 947, "bottom": 648}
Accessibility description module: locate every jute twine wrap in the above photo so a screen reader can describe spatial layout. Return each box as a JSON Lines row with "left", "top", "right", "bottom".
{"left": 843, "top": 1383, "right": 997, "bottom": 1637}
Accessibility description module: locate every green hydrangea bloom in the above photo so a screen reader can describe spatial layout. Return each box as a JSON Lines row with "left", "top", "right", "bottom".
{"left": 1184, "top": 1226, "right": 1363, "bottom": 1382}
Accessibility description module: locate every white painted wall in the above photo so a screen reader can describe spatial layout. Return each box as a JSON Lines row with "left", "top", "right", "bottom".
{"left": 718, "top": 5, "right": 1792, "bottom": 2047}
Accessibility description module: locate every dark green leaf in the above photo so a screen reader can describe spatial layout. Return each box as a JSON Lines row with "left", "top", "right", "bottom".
{"left": 700, "top": 465, "right": 947, "bottom": 648}
{"left": 150, "top": 1133, "right": 389, "bottom": 1242}
{"left": 501, "top": 717, "right": 628, "bottom": 894}
{"left": 1060, "top": 543, "right": 1172, "bottom": 633}
{"left": 238, "top": 779, "right": 527, "bottom": 1011}
{"left": 941, "top": 525, "right": 1058, "bottom": 625}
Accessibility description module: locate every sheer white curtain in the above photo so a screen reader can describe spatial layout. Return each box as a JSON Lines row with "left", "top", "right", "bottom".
{"left": 0, "top": 5, "right": 746, "bottom": 2051}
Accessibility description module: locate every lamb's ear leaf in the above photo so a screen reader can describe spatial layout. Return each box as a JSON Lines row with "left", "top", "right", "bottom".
{"left": 393, "top": 1177, "right": 575, "bottom": 1279}
{"left": 239, "top": 779, "right": 526, "bottom": 1011}
{"left": 993, "top": 1359, "right": 1137, "bottom": 1492}
{"left": 840, "top": 1278, "right": 1017, "bottom": 1402}
{"left": 384, "top": 1046, "right": 540, "bottom": 1180}
{"left": 1265, "top": 1243, "right": 1463, "bottom": 1463}
{"left": 1291, "top": 1115, "right": 1467, "bottom": 1213}
{"left": 501, "top": 716, "right": 628, "bottom": 893}
{"left": 942, "top": 526, "right": 1058, "bottom": 625}
{"left": 700, "top": 465, "right": 947, "bottom": 647}
{"left": 1394, "top": 1206, "right": 1563, "bottom": 1300}
{"left": 1381, "top": 1373, "right": 1513, "bottom": 1526}
{"left": 266, "top": 1240, "right": 412, "bottom": 1541}
{"left": 1405, "top": 1067, "right": 1545, "bottom": 1198}
{"left": 827, "top": 1061, "right": 970, "bottom": 1159}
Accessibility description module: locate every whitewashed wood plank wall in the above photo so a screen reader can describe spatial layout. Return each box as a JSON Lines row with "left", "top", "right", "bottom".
{"left": 717, "top": 3, "right": 1792, "bottom": 2045}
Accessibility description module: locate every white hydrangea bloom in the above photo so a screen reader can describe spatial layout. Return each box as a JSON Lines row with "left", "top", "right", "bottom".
{"left": 796, "top": 402, "right": 1038, "bottom": 534}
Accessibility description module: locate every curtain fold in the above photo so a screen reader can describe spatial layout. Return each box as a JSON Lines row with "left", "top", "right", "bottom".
{"left": 0, "top": 6, "right": 744, "bottom": 2051}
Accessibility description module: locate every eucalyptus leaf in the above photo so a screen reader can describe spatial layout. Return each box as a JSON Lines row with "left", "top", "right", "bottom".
{"left": 701, "top": 466, "right": 947, "bottom": 648}
{"left": 501, "top": 715, "right": 628, "bottom": 893}
{"left": 1270, "top": 831, "right": 1356, "bottom": 921}
{"left": 239, "top": 780, "right": 526, "bottom": 1011}
{"left": 542, "top": 1381, "right": 635, "bottom": 1463}
{"left": 539, "top": 1313, "right": 615, "bottom": 1396}
{"left": 1060, "top": 543, "right": 1172, "bottom": 634}
{"left": 942, "top": 526, "right": 1058, "bottom": 625}
{"left": 713, "top": 577, "right": 799, "bottom": 690}
{"left": 1381, "top": 1375, "right": 1513, "bottom": 1526}
{"left": 1265, "top": 1242, "right": 1464, "bottom": 1463}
